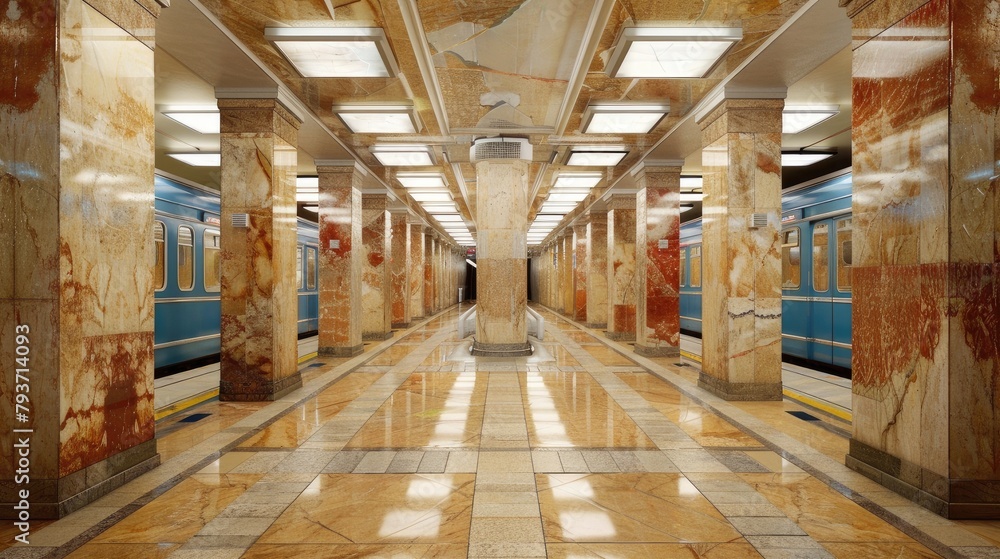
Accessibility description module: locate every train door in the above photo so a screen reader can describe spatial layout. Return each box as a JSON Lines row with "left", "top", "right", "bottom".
{"left": 809, "top": 219, "right": 834, "bottom": 364}
{"left": 781, "top": 226, "right": 809, "bottom": 360}
{"left": 831, "top": 218, "right": 853, "bottom": 369}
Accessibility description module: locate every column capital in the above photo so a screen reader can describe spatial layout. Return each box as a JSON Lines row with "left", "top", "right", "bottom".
{"left": 631, "top": 160, "right": 684, "bottom": 177}
{"left": 588, "top": 211, "right": 608, "bottom": 224}
{"left": 695, "top": 85, "right": 786, "bottom": 126}
{"left": 408, "top": 214, "right": 427, "bottom": 226}
{"left": 216, "top": 87, "right": 305, "bottom": 124}
{"left": 316, "top": 159, "right": 368, "bottom": 176}
{"left": 362, "top": 193, "right": 389, "bottom": 210}
{"left": 606, "top": 193, "right": 637, "bottom": 210}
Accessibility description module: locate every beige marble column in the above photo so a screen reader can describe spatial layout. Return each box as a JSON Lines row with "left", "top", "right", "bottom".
{"left": 586, "top": 213, "right": 609, "bottom": 329}
{"left": 634, "top": 163, "right": 682, "bottom": 358}
{"left": 389, "top": 210, "right": 410, "bottom": 328}
{"left": 472, "top": 159, "right": 531, "bottom": 356}
{"left": 362, "top": 194, "right": 392, "bottom": 340}
{"left": 573, "top": 222, "right": 589, "bottom": 323}
{"left": 423, "top": 228, "right": 434, "bottom": 316}
{"left": 696, "top": 97, "right": 784, "bottom": 401}
{"left": 843, "top": 0, "right": 1000, "bottom": 519}
{"left": 409, "top": 217, "right": 426, "bottom": 320}
{"left": 561, "top": 233, "right": 574, "bottom": 315}
{"left": 218, "top": 95, "right": 302, "bottom": 402}
{"left": 607, "top": 195, "right": 637, "bottom": 341}
{"left": 0, "top": 0, "right": 162, "bottom": 518}
{"left": 317, "top": 162, "right": 364, "bottom": 357}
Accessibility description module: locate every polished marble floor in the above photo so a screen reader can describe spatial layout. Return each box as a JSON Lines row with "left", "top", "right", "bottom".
{"left": 2, "top": 305, "right": 1000, "bottom": 559}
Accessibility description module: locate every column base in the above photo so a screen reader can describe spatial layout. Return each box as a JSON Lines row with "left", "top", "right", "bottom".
{"left": 391, "top": 322, "right": 410, "bottom": 329}
{"left": 220, "top": 371, "right": 303, "bottom": 402}
{"left": 697, "top": 373, "right": 781, "bottom": 401}
{"left": 471, "top": 341, "right": 533, "bottom": 357}
{"left": 634, "top": 344, "right": 679, "bottom": 358}
{"left": 846, "top": 438, "right": 1000, "bottom": 519}
{"left": 319, "top": 344, "right": 364, "bottom": 357}
{"left": 585, "top": 322, "right": 608, "bottom": 330}
{"left": 363, "top": 331, "right": 394, "bottom": 341}
{"left": 606, "top": 331, "right": 636, "bottom": 342}
{"left": 0, "top": 439, "right": 159, "bottom": 519}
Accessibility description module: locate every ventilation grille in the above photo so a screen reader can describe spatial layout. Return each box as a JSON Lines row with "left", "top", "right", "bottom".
{"left": 750, "top": 213, "right": 768, "bottom": 229}
{"left": 470, "top": 137, "right": 533, "bottom": 162}
{"left": 487, "top": 119, "right": 521, "bottom": 129}
{"left": 232, "top": 213, "right": 249, "bottom": 228}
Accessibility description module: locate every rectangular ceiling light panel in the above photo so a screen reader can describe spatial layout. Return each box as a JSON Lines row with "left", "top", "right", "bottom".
{"left": 168, "top": 152, "right": 221, "bottom": 167}
{"left": 781, "top": 151, "right": 836, "bottom": 167}
{"left": 607, "top": 27, "right": 742, "bottom": 79}
{"left": 162, "top": 110, "right": 220, "bottom": 134}
{"left": 396, "top": 172, "right": 446, "bottom": 188}
{"left": 336, "top": 106, "right": 420, "bottom": 134}
{"left": 265, "top": 27, "right": 398, "bottom": 78}
{"left": 566, "top": 150, "right": 628, "bottom": 166}
{"left": 370, "top": 145, "right": 434, "bottom": 166}
{"left": 553, "top": 173, "right": 603, "bottom": 189}
{"left": 581, "top": 103, "right": 669, "bottom": 134}
{"left": 782, "top": 105, "right": 840, "bottom": 134}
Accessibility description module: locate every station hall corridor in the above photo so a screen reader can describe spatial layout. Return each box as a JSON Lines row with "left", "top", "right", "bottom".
{"left": 2, "top": 305, "right": 998, "bottom": 559}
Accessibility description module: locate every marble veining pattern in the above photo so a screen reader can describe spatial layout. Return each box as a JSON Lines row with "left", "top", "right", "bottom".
{"left": 573, "top": 223, "right": 589, "bottom": 323}
{"left": 634, "top": 167, "right": 681, "bottom": 357}
{"left": 586, "top": 214, "right": 608, "bottom": 328}
{"left": 362, "top": 194, "right": 392, "bottom": 340}
{"left": 389, "top": 212, "right": 410, "bottom": 327}
{"left": 607, "top": 196, "right": 638, "bottom": 340}
{"left": 318, "top": 165, "right": 363, "bottom": 355}
{"left": 409, "top": 221, "right": 425, "bottom": 319}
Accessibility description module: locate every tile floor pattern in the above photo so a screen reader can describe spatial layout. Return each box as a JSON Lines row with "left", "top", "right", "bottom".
{"left": 2, "top": 306, "right": 1000, "bottom": 558}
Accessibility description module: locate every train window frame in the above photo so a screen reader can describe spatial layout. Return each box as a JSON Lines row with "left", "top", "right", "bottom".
{"left": 679, "top": 246, "right": 687, "bottom": 288}
{"left": 306, "top": 246, "right": 317, "bottom": 290}
{"left": 689, "top": 245, "right": 702, "bottom": 288}
{"left": 837, "top": 218, "right": 852, "bottom": 293}
{"left": 296, "top": 246, "right": 303, "bottom": 289}
{"left": 154, "top": 221, "right": 166, "bottom": 292}
{"left": 177, "top": 225, "right": 195, "bottom": 292}
{"left": 203, "top": 229, "right": 221, "bottom": 293}
{"left": 813, "top": 222, "right": 830, "bottom": 293}
{"left": 782, "top": 227, "right": 801, "bottom": 289}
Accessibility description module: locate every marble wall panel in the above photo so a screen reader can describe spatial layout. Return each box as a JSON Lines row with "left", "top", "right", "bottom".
{"left": 562, "top": 234, "right": 574, "bottom": 315}
{"left": 634, "top": 167, "right": 681, "bottom": 357}
{"left": 362, "top": 194, "right": 391, "bottom": 340}
{"left": 318, "top": 166, "right": 363, "bottom": 356}
{"left": 423, "top": 231, "right": 434, "bottom": 316}
{"left": 586, "top": 214, "right": 609, "bottom": 329}
{"left": 218, "top": 97, "right": 300, "bottom": 402}
{"left": 409, "top": 220, "right": 425, "bottom": 319}
{"left": 2, "top": 0, "right": 158, "bottom": 515}
{"left": 698, "top": 99, "right": 783, "bottom": 401}
{"left": 607, "top": 197, "right": 637, "bottom": 341}
{"left": 573, "top": 224, "right": 588, "bottom": 322}
{"left": 389, "top": 212, "right": 410, "bottom": 327}
{"left": 847, "top": 0, "right": 1000, "bottom": 517}
{"left": 473, "top": 160, "right": 530, "bottom": 353}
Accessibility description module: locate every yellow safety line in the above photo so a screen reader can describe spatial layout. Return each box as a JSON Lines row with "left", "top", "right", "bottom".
{"left": 782, "top": 388, "right": 853, "bottom": 422}
{"left": 680, "top": 350, "right": 702, "bottom": 363}
{"left": 155, "top": 389, "right": 219, "bottom": 421}
{"left": 298, "top": 351, "right": 318, "bottom": 364}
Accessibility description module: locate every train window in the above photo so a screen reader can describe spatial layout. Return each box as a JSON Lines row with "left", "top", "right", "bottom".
{"left": 203, "top": 229, "right": 221, "bottom": 292}
{"left": 782, "top": 228, "right": 800, "bottom": 289}
{"left": 154, "top": 221, "right": 166, "bottom": 291}
{"left": 690, "top": 246, "right": 702, "bottom": 288}
{"left": 837, "top": 219, "right": 852, "bottom": 292}
{"left": 296, "top": 246, "right": 303, "bottom": 289}
{"left": 679, "top": 247, "right": 687, "bottom": 287}
{"left": 177, "top": 226, "right": 194, "bottom": 291}
{"left": 813, "top": 223, "right": 830, "bottom": 292}
{"left": 306, "top": 247, "right": 317, "bottom": 290}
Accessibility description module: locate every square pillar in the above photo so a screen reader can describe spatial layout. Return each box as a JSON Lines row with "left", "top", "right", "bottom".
{"left": 561, "top": 233, "right": 574, "bottom": 315}
{"left": 843, "top": 0, "right": 1000, "bottom": 519}
{"left": 317, "top": 162, "right": 364, "bottom": 357}
{"left": 218, "top": 94, "right": 303, "bottom": 401}
{"left": 696, "top": 96, "right": 785, "bottom": 401}
{"left": 573, "top": 222, "right": 589, "bottom": 323}
{"left": 362, "top": 194, "right": 392, "bottom": 341}
{"left": 389, "top": 211, "right": 410, "bottom": 328}
{"left": 586, "top": 213, "right": 609, "bottom": 329}
{"left": 634, "top": 163, "right": 682, "bottom": 358}
{"left": 1, "top": 0, "right": 162, "bottom": 518}
{"left": 423, "top": 228, "right": 434, "bottom": 317}
{"left": 607, "top": 194, "right": 637, "bottom": 341}
{"left": 409, "top": 217, "right": 426, "bottom": 320}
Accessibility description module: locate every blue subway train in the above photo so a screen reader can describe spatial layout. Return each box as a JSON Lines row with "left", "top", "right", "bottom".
{"left": 153, "top": 173, "right": 319, "bottom": 376}
{"left": 679, "top": 170, "right": 853, "bottom": 376}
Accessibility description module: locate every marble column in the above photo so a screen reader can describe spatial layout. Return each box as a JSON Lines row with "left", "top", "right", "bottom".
{"left": 472, "top": 159, "right": 531, "bottom": 356}
{"left": 389, "top": 211, "right": 410, "bottom": 328}
{"left": 843, "top": 0, "right": 1000, "bottom": 519}
{"left": 218, "top": 95, "right": 302, "bottom": 402}
{"left": 573, "top": 222, "right": 589, "bottom": 322}
{"left": 562, "top": 233, "right": 575, "bottom": 315}
{"left": 586, "top": 213, "right": 609, "bottom": 329}
{"left": 362, "top": 194, "right": 392, "bottom": 340}
{"left": 409, "top": 218, "right": 425, "bottom": 320}
{"left": 423, "top": 228, "right": 434, "bottom": 317}
{"left": 317, "top": 162, "right": 364, "bottom": 357}
{"left": 0, "top": 0, "right": 162, "bottom": 518}
{"left": 607, "top": 195, "right": 638, "bottom": 341}
{"left": 634, "top": 163, "right": 682, "bottom": 358}
{"left": 696, "top": 97, "right": 784, "bottom": 401}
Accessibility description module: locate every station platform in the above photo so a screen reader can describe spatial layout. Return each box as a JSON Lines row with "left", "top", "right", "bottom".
{"left": 2, "top": 305, "right": 998, "bottom": 559}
